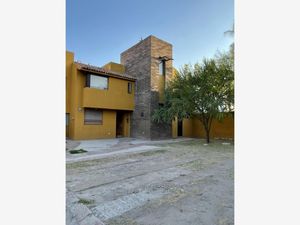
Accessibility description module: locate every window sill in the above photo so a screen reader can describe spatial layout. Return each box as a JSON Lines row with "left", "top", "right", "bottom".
{"left": 84, "top": 122, "right": 103, "bottom": 125}
{"left": 84, "top": 87, "right": 108, "bottom": 91}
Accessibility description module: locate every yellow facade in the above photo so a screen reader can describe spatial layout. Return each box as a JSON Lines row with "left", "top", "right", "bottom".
{"left": 103, "top": 62, "right": 126, "bottom": 74}
{"left": 66, "top": 51, "right": 135, "bottom": 140}
{"left": 183, "top": 119, "right": 193, "bottom": 137}
{"left": 66, "top": 52, "right": 73, "bottom": 114}
{"left": 172, "top": 117, "right": 178, "bottom": 138}
{"left": 82, "top": 78, "right": 134, "bottom": 110}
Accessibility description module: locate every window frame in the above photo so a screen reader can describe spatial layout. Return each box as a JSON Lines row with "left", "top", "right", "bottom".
{"left": 159, "top": 60, "right": 166, "bottom": 76}
{"left": 84, "top": 108, "right": 103, "bottom": 125}
{"left": 128, "top": 82, "right": 133, "bottom": 94}
{"left": 86, "top": 74, "right": 109, "bottom": 90}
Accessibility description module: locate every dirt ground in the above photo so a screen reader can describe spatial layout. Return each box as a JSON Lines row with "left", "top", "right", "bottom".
{"left": 66, "top": 139, "right": 234, "bottom": 225}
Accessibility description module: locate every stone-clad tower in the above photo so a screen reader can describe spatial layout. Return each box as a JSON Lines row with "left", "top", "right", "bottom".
{"left": 121, "top": 35, "right": 173, "bottom": 139}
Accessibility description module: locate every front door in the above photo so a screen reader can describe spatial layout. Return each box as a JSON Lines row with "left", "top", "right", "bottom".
{"left": 177, "top": 120, "right": 183, "bottom": 137}
{"left": 116, "top": 111, "right": 124, "bottom": 137}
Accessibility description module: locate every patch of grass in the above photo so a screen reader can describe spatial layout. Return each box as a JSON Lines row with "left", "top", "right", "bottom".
{"left": 138, "top": 149, "right": 167, "bottom": 156}
{"left": 78, "top": 198, "right": 94, "bottom": 205}
{"left": 69, "top": 149, "right": 87, "bottom": 154}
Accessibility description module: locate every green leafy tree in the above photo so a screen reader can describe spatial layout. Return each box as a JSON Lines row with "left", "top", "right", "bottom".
{"left": 152, "top": 53, "right": 234, "bottom": 143}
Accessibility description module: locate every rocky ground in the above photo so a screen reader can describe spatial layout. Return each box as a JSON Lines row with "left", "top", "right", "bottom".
{"left": 66, "top": 139, "right": 234, "bottom": 225}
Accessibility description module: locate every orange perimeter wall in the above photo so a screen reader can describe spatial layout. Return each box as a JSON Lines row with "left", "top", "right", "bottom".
{"left": 183, "top": 114, "right": 234, "bottom": 139}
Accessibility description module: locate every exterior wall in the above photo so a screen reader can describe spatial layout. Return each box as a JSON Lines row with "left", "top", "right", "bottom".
{"left": 181, "top": 114, "right": 234, "bottom": 139}
{"left": 82, "top": 76, "right": 135, "bottom": 110}
{"left": 150, "top": 91, "right": 172, "bottom": 139}
{"left": 121, "top": 37, "right": 152, "bottom": 138}
{"left": 121, "top": 112, "right": 131, "bottom": 137}
{"left": 192, "top": 115, "right": 234, "bottom": 139}
{"left": 68, "top": 62, "right": 79, "bottom": 139}
{"left": 66, "top": 52, "right": 74, "bottom": 137}
{"left": 66, "top": 51, "right": 73, "bottom": 114}
{"left": 172, "top": 117, "right": 178, "bottom": 138}
{"left": 210, "top": 115, "right": 234, "bottom": 139}
{"left": 121, "top": 35, "right": 173, "bottom": 139}
{"left": 103, "top": 62, "right": 125, "bottom": 74}
{"left": 183, "top": 118, "right": 193, "bottom": 137}
{"left": 150, "top": 36, "right": 173, "bottom": 102}
{"left": 150, "top": 36, "right": 173, "bottom": 139}
{"left": 73, "top": 110, "right": 116, "bottom": 140}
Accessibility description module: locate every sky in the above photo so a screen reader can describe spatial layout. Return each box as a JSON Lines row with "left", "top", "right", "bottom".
{"left": 66, "top": 0, "right": 234, "bottom": 69}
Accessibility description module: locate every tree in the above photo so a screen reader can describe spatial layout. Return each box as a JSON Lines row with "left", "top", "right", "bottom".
{"left": 152, "top": 52, "right": 234, "bottom": 143}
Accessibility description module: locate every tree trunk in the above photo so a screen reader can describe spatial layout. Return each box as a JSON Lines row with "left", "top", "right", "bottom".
{"left": 205, "top": 127, "right": 210, "bottom": 143}
{"left": 198, "top": 114, "right": 211, "bottom": 144}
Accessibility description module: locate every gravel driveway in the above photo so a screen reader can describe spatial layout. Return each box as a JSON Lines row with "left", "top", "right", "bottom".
{"left": 66, "top": 139, "right": 234, "bottom": 225}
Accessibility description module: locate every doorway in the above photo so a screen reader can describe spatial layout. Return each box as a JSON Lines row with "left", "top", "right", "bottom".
{"left": 177, "top": 120, "right": 183, "bottom": 137}
{"left": 116, "top": 111, "right": 124, "bottom": 137}
{"left": 66, "top": 113, "right": 70, "bottom": 138}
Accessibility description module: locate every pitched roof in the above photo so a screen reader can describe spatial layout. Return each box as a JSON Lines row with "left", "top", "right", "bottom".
{"left": 75, "top": 62, "right": 136, "bottom": 81}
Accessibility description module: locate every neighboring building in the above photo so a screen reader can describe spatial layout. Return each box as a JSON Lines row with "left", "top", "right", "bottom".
{"left": 66, "top": 35, "right": 234, "bottom": 140}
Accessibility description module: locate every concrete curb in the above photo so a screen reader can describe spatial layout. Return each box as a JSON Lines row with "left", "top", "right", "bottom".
{"left": 66, "top": 190, "right": 105, "bottom": 225}
{"left": 66, "top": 145, "right": 161, "bottom": 164}
{"left": 66, "top": 138, "right": 197, "bottom": 164}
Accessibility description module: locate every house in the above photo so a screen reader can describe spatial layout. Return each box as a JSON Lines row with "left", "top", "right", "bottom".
{"left": 66, "top": 35, "right": 234, "bottom": 140}
{"left": 66, "top": 52, "right": 135, "bottom": 140}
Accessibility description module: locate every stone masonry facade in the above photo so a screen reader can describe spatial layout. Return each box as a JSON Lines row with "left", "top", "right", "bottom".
{"left": 121, "top": 35, "right": 173, "bottom": 139}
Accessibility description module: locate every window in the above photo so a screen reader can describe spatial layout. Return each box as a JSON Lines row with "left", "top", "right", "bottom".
{"left": 84, "top": 108, "right": 103, "bottom": 125}
{"left": 128, "top": 82, "right": 132, "bottom": 94}
{"left": 159, "top": 60, "right": 165, "bottom": 75}
{"left": 86, "top": 74, "right": 108, "bottom": 90}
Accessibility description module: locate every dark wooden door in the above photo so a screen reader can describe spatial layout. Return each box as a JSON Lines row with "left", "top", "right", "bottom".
{"left": 177, "top": 120, "right": 183, "bottom": 136}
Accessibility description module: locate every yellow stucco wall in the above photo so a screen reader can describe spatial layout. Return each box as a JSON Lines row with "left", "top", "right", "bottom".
{"left": 72, "top": 110, "right": 116, "bottom": 140}
{"left": 187, "top": 114, "right": 234, "bottom": 139}
{"left": 121, "top": 112, "right": 131, "bottom": 137}
{"left": 82, "top": 76, "right": 135, "bottom": 110}
{"left": 192, "top": 116, "right": 234, "bottom": 139}
{"left": 183, "top": 118, "right": 193, "bottom": 137}
{"left": 158, "top": 75, "right": 165, "bottom": 103}
{"left": 103, "top": 62, "right": 126, "bottom": 74}
{"left": 66, "top": 51, "right": 74, "bottom": 137}
{"left": 66, "top": 51, "right": 74, "bottom": 113}
{"left": 66, "top": 51, "right": 135, "bottom": 140}
{"left": 172, "top": 117, "right": 178, "bottom": 138}
{"left": 171, "top": 113, "right": 234, "bottom": 140}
